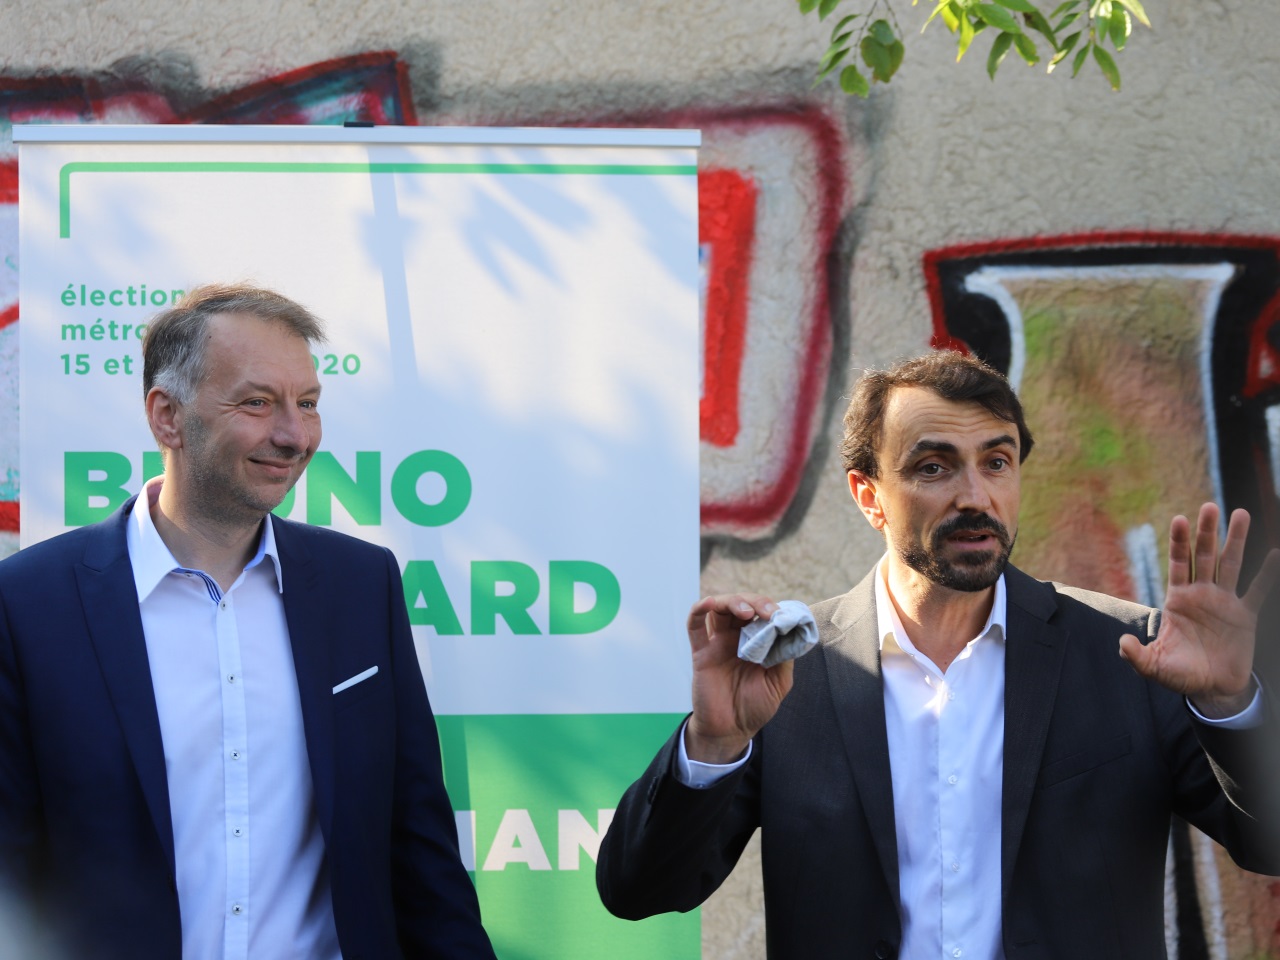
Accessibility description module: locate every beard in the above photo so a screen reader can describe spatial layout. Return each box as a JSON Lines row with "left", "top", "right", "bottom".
{"left": 182, "top": 411, "right": 301, "bottom": 526}
{"left": 897, "top": 512, "right": 1015, "bottom": 593}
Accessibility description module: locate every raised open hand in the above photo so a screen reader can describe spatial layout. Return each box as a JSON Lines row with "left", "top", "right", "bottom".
{"left": 685, "top": 594, "right": 795, "bottom": 764}
{"left": 1119, "top": 503, "right": 1280, "bottom": 718}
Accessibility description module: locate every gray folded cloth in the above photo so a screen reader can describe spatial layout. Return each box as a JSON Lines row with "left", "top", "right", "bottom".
{"left": 737, "top": 600, "right": 818, "bottom": 668}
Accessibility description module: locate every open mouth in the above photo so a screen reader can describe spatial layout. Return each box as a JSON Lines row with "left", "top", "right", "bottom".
{"left": 950, "top": 531, "right": 995, "bottom": 544}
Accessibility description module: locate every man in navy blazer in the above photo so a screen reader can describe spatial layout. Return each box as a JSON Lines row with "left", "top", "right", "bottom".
{"left": 0, "top": 284, "right": 496, "bottom": 960}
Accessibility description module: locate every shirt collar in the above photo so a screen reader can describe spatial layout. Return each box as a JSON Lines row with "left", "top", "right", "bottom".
{"left": 127, "top": 476, "right": 284, "bottom": 602}
{"left": 874, "top": 555, "right": 1007, "bottom": 658}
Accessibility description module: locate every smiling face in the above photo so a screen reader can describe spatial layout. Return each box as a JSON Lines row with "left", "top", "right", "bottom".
{"left": 171, "top": 312, "right": 322, "bottom": 527}
{"left": 849, "top": 385, "right": 1021, "bottom": 594}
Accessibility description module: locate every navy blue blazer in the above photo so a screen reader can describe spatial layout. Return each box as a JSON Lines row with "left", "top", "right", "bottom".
{"left": 0, "top": 498, "right": 495, "bottom": 960}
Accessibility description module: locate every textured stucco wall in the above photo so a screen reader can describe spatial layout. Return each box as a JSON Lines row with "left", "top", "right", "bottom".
{"left": 4, "top": 1, "right": 1280, "bottom": 957}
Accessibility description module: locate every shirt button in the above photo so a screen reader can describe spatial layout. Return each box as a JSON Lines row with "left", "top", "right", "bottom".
{"left": 227, "top": 674, "right": 237, "bottom": 684}
{"left": 233, "top": 827, "right": 243, "bottom": 837}
{"left": 953, "top": 950, "right": 962, "bottom": 958}
{"left": 948, "top": 691, "right": 956, "bottom": 700}
{"left": 231, "top": 904, "right": 244, "bottom": 916}
{"left": 220, "top": 601, "right": 227, "bottom": 609}
{"left": 951, "top": 861, "right": 960, "bottom": 872}
{"left": 231, "top": 750, "right": 242, "bottom": 760}
{"left": 948, "top": 775, "right": 958, "bottom": 785}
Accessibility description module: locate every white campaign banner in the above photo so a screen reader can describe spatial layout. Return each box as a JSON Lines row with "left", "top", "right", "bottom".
{"left": 16, "top": 125, "right": 700, "bottom": 717}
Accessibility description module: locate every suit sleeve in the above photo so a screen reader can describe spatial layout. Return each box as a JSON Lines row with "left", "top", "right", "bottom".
{"left": 596, "top": 721, "right": 762, "bottom": 919}
{"left": 382, "top": 548, "right": 497, "bottom": 959}
{"left": 1179, "top": 696, "right": 1280, "bottom": 873}
{"left": 0, "top": 580, "right": 45, "bottom": 904}
{"left": 1135, "top": 602, "right": 1280, "bottom": 875}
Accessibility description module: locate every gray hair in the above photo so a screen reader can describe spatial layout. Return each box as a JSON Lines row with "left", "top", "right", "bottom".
{"left": 142, "top": 282, "right": 327, "bottom": 404}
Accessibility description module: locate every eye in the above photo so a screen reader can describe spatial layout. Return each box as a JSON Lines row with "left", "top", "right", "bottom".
{"left": 244, "top": 398, "right": 267, "bottom": 408}
{"left": 918, "top": 462, "right": 943, "bottom": 477}
{"left": 989, "top": 456, "right": 1008, "bottom": 471}
{"left": 300, "top": 399, "right": 318, "bottom": 411}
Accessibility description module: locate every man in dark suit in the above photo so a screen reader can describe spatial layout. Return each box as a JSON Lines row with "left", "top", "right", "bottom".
{"left": 598, "top": 351, "right": 1280, "bottom": 959}
{"left": 0, "top": 284, "right": 496, "bottom": 960}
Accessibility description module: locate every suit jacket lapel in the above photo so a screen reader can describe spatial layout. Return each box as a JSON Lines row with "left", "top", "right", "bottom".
{"left": 272, "top": 519, "right": 337, "bottom": 841}
{"left": 1000, "top": 565, "right": 1068, "bottom": 898}
{"left": 77, "top": 499, "right": 176, "bottom": 873}
{"left": 821, "top": 570, "right": 901, "bottom": 901}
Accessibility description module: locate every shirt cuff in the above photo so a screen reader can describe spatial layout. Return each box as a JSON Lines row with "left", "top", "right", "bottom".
{"left": 674, "top": 720, "right": 753, "bottom": 788}
{"left": 1187, "top": 674, "right": 1264, "bottom": 730}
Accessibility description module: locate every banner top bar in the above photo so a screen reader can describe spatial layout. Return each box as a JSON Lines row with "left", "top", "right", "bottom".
{"left": 12, "top": 124, "right": 701, "bottom": 148}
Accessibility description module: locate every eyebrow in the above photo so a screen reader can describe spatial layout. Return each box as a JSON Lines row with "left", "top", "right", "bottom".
{"left": 240, "top": 381, "right": 323, "bottom": 398}
{"left": 902, "top": 433, "right": 1018, "bottom": 463}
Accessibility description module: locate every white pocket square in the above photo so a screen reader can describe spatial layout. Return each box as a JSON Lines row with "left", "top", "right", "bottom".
{"left": 333, "top": 665, "right": 379, "bottom": 694}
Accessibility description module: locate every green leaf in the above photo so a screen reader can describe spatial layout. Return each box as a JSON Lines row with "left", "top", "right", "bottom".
{"left": 870, "top": 18, "right": 897, "bottom": 45}
{"left": 1025, "top": 8, "right": 1059, "bottom": 47}
{"left": 987, "top": 31, "right": 1014, "bottom": 77}
{"left": 886, "top": 39, "right": 906, "bottom": 76}
{"left": 840, "top": 64, "right": 871, "bottom": 96}
{"left": 799, "top": 0, "right": 820, "bottom": 13}
{"left": 1071, "top": 39, "right": 1091, "bottom": 76}
{"left": 1093, "top": 42, "right": 1120, "bottom": 89}
{"left": 817, "top": 46, "right": 851, "bottom": 78}
{"left": 1114, "top": 0, "right": 1150, "bottom": 27}
{"left": 994, "top": 0, "right": 1037, "bottom": 11}
{"left": 831, "top": 13, "right": 859, "bottom": 34}
{"left": 1049, "top": 0, "right": 1080, "bottom": 16}
{"left": 1055, "top": 11, "right": 1080, "bottom": 30}
{"left": 827, "top": 31, "right": 853, "bottom": 52}
{"left": 974, "top": 3, "right": 1022, "bottom": 33}
{"left": 941, "top": 3, "right": 962, "bottom": 32}
{"left": 924, "top": 0, "right": 952, "bottom": 29}
{"left": 1109, "top": 7, "right": 1130, "bottom": 49}
{"left": 1013, "top": 33, "right": 1040, "bottom": 64}
{"left": 862, "top": 36, "right": 895, "bottom": 80}
{"left": 1047, "top": 30, "right": 1081, "bottom": 71}
{"left": 1089, "top": 0, "right": 1111, "bottom": 17}
{"left": 957, "top": 13, "right": 977, "bottom": 59}
{"left": 818, "top": 0, "right": 843, "bottom": 20}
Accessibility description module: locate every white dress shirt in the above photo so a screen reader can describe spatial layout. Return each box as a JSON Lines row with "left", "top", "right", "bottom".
{"left": 875, "top": 565, "right": 1006, "bottom": 960}
{"left": 127, "top": 478, "right": 341, "bottom": 960}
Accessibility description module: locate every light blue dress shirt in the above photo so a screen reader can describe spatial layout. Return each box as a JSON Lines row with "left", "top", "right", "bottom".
{"left": 127, "top": 479, "right": 341, "bottom": 960}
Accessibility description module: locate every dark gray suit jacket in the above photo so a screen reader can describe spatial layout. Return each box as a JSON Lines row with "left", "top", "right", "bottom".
{"left": 597, "top": 565, "right": 1280, "bottom": 960}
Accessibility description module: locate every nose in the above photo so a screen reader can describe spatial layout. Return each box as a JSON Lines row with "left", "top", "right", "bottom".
{"left": 271, "top": 403, "right": 317, "bottom": 454}
{"left": 954, "top": 465, "right": 992, "bottom": 513}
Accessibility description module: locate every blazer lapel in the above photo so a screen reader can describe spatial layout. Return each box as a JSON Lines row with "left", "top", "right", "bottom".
{"left": 1000, "top": 565, "right": 1068, "bottom": 897}
{"left": 272, "top": 519, "right": 337, "bottom": 841}
{"left": 77, "top": 500, "right": 176, "bottom": 873}
{"left": 821, "top": 570, "right": 901, "bottom": 901}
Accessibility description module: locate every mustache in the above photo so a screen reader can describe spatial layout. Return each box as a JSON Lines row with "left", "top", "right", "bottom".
{"left": 933, "top": 513, "right": 1011, "bottom": 548}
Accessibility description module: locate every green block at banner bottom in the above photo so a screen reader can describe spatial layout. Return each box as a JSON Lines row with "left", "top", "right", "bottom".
{"left": 436, "top": 713, "right": 698, "bottom": 960}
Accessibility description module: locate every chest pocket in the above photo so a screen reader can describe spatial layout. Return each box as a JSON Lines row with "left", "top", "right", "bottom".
{"left": 332, "top": 665, "right": 384, "bottom": 710}
{"left": 1039, "top": 734, "right": 1132, "bottom": 788}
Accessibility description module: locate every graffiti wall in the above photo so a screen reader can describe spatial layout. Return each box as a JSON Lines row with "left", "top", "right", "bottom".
{"left": 4, "top": 1, "right": 1280, "bottom": 957}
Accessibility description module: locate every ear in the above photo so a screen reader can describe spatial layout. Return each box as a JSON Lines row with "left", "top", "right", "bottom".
{"left": 146, "top": 387, "right": 184, "bottom": 453}
{"left": 847, "top": 470, "right": 887, "bottom": 531}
